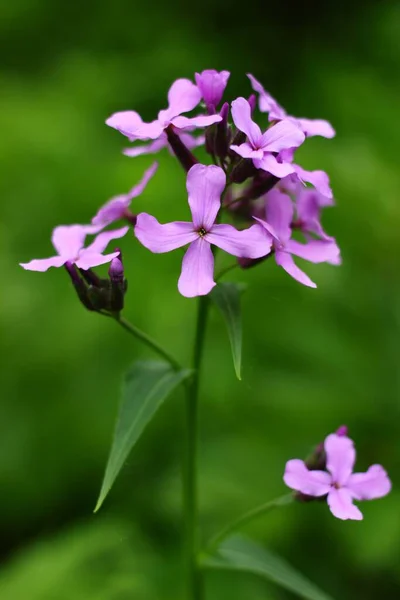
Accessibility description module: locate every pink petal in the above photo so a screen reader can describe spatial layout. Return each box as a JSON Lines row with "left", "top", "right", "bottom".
{"left": 127, "top": 162, "right": 158, "bottom": 199}
{"left": 172, "top": 114, "right": 222, "bottom": 130}
{"left": 178, "top": 238, "right": 215, "bottom": 298}
{"left": 75, "top": 251, "right": 120, "bottom": 270}
{"left": 132, "top": 119, "right": 165, "bottom": 141}
{"left": 275, "top": 250, "right": 317, "bottom": 288}
{"left": 135, "top": 213, "right": 197, "bottom": 253}
{"left": 324, "top": 434, "right": 356, "bottom": 486}
{"left": 178, "top": 132, "right": 206, "bottom": 150}
{"left": 207, "top": 223, "right": 271, "bottom": 258}
{"left": 123, "top": 137, "right": 168, "bottom": 157}
{"left": 51, "top": 224, "right": 100, "bottom": 258}
{"left": 286, "top": 239, "right": 340, "bottom": 263}
{"left": 283, "top": 459, "right": 331, "bottom": 496}
{"left": 186, "top": 164, "right": 226, "bottom": 230}
{"left": 347, "top": 465, "right": 392, "bottom": 500}
{"left": 231, "top": 97, "right": 262, "bottom": 147}
{"left": 327, "top": 488, "right": 363, "bottom": 521}
{"left": 85, "top": 226, "right": 129, "bottom": 254}
{"left": 294, "top": 166, "right": 333, "bottom": 199}
{"left": 253, "top": 217, "right": 280, "bottom": 244}
{"left": 260, "top": 120, "right": 305, "bottom": 152}
{"left": 247, "top": 73, "right": 284, "bottom": 116}
{"left": 265, "top": 189, "right": 294, "bottom": 243}
{"left": 195, "top": 70, "right": 230, "bottom": 109}
{"left": 20, "top": 256, "right": 66, "bottom": 272}
{"left": 230, "top": 143, "right": 264, "bottom": 160}
{"left": 166, "top": 78, "right": 201, "bottom": 118}
{"left": 297, "top": 117, "right": 336, "bottom": 139}
{"left": 253, "top": 153, "right": 296, "bottom": 178}
{"left": 106, "top": 110, "right": 145, "bottom": 140}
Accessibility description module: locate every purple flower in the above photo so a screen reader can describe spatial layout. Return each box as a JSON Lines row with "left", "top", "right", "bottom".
{"left": 255, "top": 190, "right": 340, "bottom": 287}
{"left": 123, "top": 131, "right": 205, "bottom": 158}
{"left": 230, "top": 97, "right": 305, "bottom": 178}
{"left": 248, "top": 74, "right": 335, "bottom": 139}
{"left": 106, "top": 78, "right": 222, "bottom": 143}
{"left": 294, "top": 187, "right": 335, "bottom": 241}
{"left": 284, "top": 433, "right": 391, "bottom": 520}
{"left": 135, "top": 164, "right": 270, "bottom": 297}
{"left": 20, "top": 224, "right": 129, "bottom": 272}
{"left": 277, "top": 153, "right": 333, "bottom": 199}
{"left": 195, "top": 69, "right": 230, "bottom": 113}
{"left": 92, "top": 162, "right": 158, "bottom": 227}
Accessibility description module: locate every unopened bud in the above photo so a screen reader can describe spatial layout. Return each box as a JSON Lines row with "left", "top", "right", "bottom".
{"left": 237, "top": 255, "right": 270, "bottom": 270}
{"left": 336, "top": 425, "right": 348, "bottom": 437}
{"left": 248, "top": 93, "right": 257, "bottom": 112}
{"left": 230, "top": 158, "right": 257, "bottom": 184}
{"left": 65, "top": 262, "right": 95, "bottom": 311}
{"left": 109, "top": 256, "right": 124, "bottom": 283}
{"left": 165, "top": 125, "right": 198, "bottom": 172}
{"left": 108, "top": 251, "right": 127, "bottom": 312}
{"left": 242, "top": 173, "right": 279, "bottom": 202}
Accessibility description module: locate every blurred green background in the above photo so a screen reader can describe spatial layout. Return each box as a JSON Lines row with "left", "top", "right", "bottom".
{"left": 1, "top": 1, "right": 399, "bottom": 598}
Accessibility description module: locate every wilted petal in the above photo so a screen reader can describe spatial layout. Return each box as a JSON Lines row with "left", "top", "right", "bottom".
{"left": 294, "top": 166, "right": 333, "bottom": 199}
{"left": 51, "top": 224, "right": 100, "bottom": 258}
{"left": 135, "top": 214, "right": 197, "bottom": 253}
{"left": 20, "top": 256, "right": 66, "bottom": 272}
{"left": 187, "top": 164, "right": 226, "bottom": 230}
{"left": 75, "top": 251, "right": 120, "bottom": 270}
{"left": 85, "top": 226, "right": 129, "bottom": 254}
{"left": 166, "top": 78, "right": 202, "bottom": 117}
{"left": 178, "top": 238, "right": 215, "bottom": 297}
{"left": 172, "top": 114, "right": 222, "bottom": 130}
{"left": 231, "top": 97, "right": 262, "bottom": 147}
{"left": 327, "top": 488, "right": 363, "bottom": 521}
{"left": 347, "top": 465, "right": 392, "bottom": 500}
{"left": 265, "top": 189, "right": 293, "bottom": 243}
{"left": 286, "top": 239, "right": 340, "bottom": 263}
{"left": 297, "top": 117, "right": 336, "bottom": 139}
{"left": 195, "top": 70, "right": 230, "bottom": 109}
{"left": 325, "top": 434, "right": 356, "bottom": 486}
{"left": 230, "top": 143, "right": 264, "bottom": 160}
{"left": 207, "top": 223, "right": 271, "bottom": 258}
{"left": 123, "top": 137, "right": 168, "bottom": 157}
{"left": 254, "top": 153, "right": 296, "bottom": 178}
{"left": 260, "top": 120, "right": 305, "bottom": 152}
{"left": 275, "top": 250, "right": 317, "bottom": 288}
{"left": 283, "top": 459, "right": 331, "bottom": 496}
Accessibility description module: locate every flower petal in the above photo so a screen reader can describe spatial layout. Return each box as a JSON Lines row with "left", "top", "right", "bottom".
{"left": 230, "top": 143, "right": 264, "bottom": 160}
{"left": 186, "top": 164, "right": 226, "bottom": 230}
{"left": 253, "top": 153, "right": 296, "bottom": 178}
{"left": 85, "top": 226, "right": 129, "bottom": 254}
{"left": 178, "top": 132, "right": 206, "bottom": 150}
{"left": 166, "top": 78, "right": 201, "bottom": 117}
{"left": 247, "top": 73, "right": 284, "bottom": 116}
{"left": 231, "top": 97, "right": 262, "bottom": 147}
{"left": 75, "top": 251, "right": 120, "bottom": 270}
{"left": 178, "top": 238, "right": 215, "bottom": 297}
{"left": 123, "top": 136, "right": 168, "bottom": 157}
{"left": 347, "top": 465, "right": 392, "bottom": 500}
{"left": 324, "top": 434, "right": 356, "bottom": 486}
{"left": 283, "top": 459, "right": 331, "bottom": 496}
{"left": 286, "top": 239, "right": 340, "bottom": 263}
{"left": 294, "top": 166, "right": 333, "bottom": 199}
{"left": 275, "top": 250, "right": 317, "bottom": 288}
{"left": 195, "top": 70, "right": 230, "bottom": 110}
{"left": 297, "top": 117, "right": 336, "bottom": 139}
{"left": 260, "top": 120, "right": 305, "bottom": 152}
{"left": 172, "top": 114, "right": 222, "bottom": 130}
{"left": 20, "top": 256, "right": 66, "bottom": 272}
{"left": 135, "top": 214, "right": 197, "bottom": 253}
{"left": 327, "top": 488, "right": 363, "bottom": 520}
{"left": 106, "top": 110, "right": 146, "bottom": 140}
{"left": 265, "top": 189, "right": 294, "bottom": 243}
{"left": 207, "top": 223, "right": 271, "bottom": 258}
{"left": 51, "top": 224, "right": 100, "bottom": 258}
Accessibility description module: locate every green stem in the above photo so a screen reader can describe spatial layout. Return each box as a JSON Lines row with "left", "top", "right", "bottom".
{"left": 184, "top": 296, "right": 209, "bottom": 600}
{"left": 114, "top": 314, "right": 181, "bottom": 371}
{"left": 207, "top": 493, "right": 293, "bottom": 552}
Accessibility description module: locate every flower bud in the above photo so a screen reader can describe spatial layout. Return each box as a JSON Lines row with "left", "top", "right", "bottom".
{"left": 165, "top": 125, "right": 198, "bottom": 172}
{"left": 65, "top": 262, "right": 96, "bottom": 311}
{"left": 205, "top": 102, "right": 231, "bottom": 160}
{"left": 248, "top": 93, "right": 257, "bottom": 113}
{"left": 229, "top": 158, "right": 257, "bottom": 184}
{"left": 108, "top": 251, "right": 127, "bottom": 312}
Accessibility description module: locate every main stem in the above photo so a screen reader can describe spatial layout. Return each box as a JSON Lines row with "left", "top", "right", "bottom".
{"left": 184, "top": 295, "right": 209, "bottom": 600}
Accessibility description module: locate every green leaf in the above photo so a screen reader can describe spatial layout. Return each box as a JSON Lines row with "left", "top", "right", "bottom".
{"left": 202, "top": 536, "right": 334, "bottom": 600}
{"left": 95, "top": 361, "right": 191, "bottom": 512}
{"left": 210, "top": 282, "right": 245, "bottom": 380}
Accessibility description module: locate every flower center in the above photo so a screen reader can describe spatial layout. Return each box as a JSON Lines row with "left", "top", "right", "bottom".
{"left": 333, "top": 482, "right": 341, "bottom": 490}
{"left": 198, "top": 227, "right": 207, "bottom": 237}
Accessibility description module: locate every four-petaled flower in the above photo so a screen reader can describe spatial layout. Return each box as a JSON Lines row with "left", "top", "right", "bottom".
{"left": 230, "top": 97, "right": 306, "bottom": 178}
{"left": 195, "top": 69, "right": 230, "bottom": 113}
{"left": 92, "top": 162, "right": 158, "bottom": 226}
{"left": 106, "top": 78, "right": 222, "bottom": 144}
{"left": 135, "top": 164, "right": 270, "bottom": 297}
{"left": 284, "top": 433, "right": 391, "bottom": 520}
{"left": 248, "top": 73, "right": 335, "bottom": 139}
{"left": 20, "top": 224, "right": 128, "bottom": 271}
{"left": 255, "top": 190, "right": 340, "bottom": 287}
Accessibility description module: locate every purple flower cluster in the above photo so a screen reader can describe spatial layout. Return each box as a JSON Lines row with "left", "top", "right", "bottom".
{"left": 20, "top": 70, "right": 341, "bottom": 297}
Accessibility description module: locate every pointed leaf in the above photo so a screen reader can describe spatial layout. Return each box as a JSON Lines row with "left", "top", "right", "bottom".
{"left": 202, "top": 536, "right": 334, "bottom": 600}
{"left": 95, "top": 360, "right": 191, "bottom": 511}
{"left": 210, "top": 282, "right": 245, "bottom": 380}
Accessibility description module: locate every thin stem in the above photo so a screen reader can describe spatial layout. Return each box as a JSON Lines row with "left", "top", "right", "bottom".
{"left": 207, "top": 493, "right": 293, "bottom": 552}
{"left": 184, "top": 295, "right": 209, "bottom": 600}
{"left": 113, "top": 314, "right": 181, "bottom": 371}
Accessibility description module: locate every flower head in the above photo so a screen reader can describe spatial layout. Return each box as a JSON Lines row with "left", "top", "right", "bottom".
{"left": 195, "top": 69, "right": 230, "bottom": 113}
{"left": 135, "top": 164, "right": 270, "bottom": 297}
{"left": 284, "top": 433, "right": 391, "bottom": 520}
{"left": 248, "top": 74, "right": 335, "bottom": 139}
{"left": 230, "top": 97, "right": 305, "bottom": 178}
{"left": 20, "top": 224, "right": 129, "bottom": 272}
{"left": 92, "top": 163, "right": 158, "bottom": 227}
{"left": 106, "top": 78, "right": 222, "bottom": 143}
{"left": 255, "top": 190, "right": 340, "bottom": 287}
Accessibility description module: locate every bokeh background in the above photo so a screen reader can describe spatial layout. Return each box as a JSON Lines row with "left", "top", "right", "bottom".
{"left": 1, "top": 1, "right": 399, "bottom": 598}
